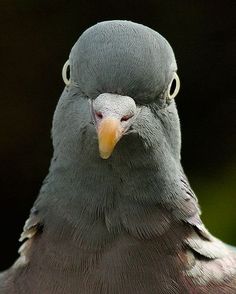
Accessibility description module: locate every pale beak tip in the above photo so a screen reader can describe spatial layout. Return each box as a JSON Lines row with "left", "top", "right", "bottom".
{"left": 99, "top": 152, "right": 112, "bottom": 160}
{"left": 97, "top": 117, "right": 122, "bottom": 159}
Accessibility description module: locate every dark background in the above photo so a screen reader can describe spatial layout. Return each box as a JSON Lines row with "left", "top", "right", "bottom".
{"left": 0, "top": 0, "right": 235, "bottom": 270}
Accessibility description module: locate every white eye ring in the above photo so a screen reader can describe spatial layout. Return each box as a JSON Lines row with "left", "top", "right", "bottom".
{"left": 167, "top": 72, "right": 180, "bottom": 100}
{"left": 62, "top": 60, "right": 70, "bottom": 86}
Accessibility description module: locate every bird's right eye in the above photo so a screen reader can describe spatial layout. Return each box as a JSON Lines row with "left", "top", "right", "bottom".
{"left": 62, "top": 60, "right": 71, "bottom": 86}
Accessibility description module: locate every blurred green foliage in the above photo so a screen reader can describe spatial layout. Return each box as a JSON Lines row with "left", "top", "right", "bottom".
{"left": 190, "top": 163, "right": 236, "bottom": 246}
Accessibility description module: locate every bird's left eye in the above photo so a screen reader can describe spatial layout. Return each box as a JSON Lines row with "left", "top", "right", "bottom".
{"left": 167, "top": 72, "right": 180, "bottom": 100}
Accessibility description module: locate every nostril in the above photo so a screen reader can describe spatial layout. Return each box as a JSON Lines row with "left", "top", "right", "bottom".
{"left": 121, "top": 114, "right": 133, "bottom": 122}
{"left": 95, "top": 111, "right": 103, "bottom": 119}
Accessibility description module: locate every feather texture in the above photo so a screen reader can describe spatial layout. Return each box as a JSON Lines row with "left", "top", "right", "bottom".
{"left": 1, "top": 20, "right": 235, "bottom": 294}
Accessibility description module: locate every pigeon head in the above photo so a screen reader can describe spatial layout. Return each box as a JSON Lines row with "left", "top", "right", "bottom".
{"left": 54, "top": 20, "right": 181, "bottom": 164}
{"left": 69, "top": 20, "right": 177, "bottom": 101}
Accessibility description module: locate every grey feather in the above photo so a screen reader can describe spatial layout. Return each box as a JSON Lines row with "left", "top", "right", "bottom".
{"left": 1, "top": 20, "right": 236, "bottom": 294}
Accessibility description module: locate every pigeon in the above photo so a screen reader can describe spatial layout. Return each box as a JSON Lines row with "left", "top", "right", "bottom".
{"left": 1, "top": 20, "right": 236, "bottom": 294}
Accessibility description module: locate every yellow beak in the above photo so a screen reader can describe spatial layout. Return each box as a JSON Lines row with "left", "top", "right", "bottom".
{"left": 97, "top": 118, "right": 122, "bottom": 159}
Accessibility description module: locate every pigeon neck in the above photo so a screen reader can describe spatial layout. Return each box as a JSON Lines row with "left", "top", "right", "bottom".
{"left": 35, "top": 151, "right": 199, "bottom": 256}
{"left": 40, "top": 148, "right": 198, "bottom": 224}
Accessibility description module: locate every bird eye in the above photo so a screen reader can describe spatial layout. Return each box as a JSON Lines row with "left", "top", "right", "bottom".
{"left": 62, "top": 60, "right": 71, "bottom": 86}
{"left": 167, "top": 72, "right": 180, "bottom": 100}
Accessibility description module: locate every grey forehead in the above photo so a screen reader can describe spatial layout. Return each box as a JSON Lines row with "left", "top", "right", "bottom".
{"left": 69, "top": 20, "right": 177, "bottom": 101}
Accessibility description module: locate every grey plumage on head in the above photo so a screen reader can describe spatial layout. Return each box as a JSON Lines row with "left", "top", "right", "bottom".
{"left": 1, "top": 20, "right": 236, "bottom": 294}
{"left": 54, "top": 20, "right": 181, "bottom": 166}
{"left": 69, "top": 20, "right": 177, "bottom": 102}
